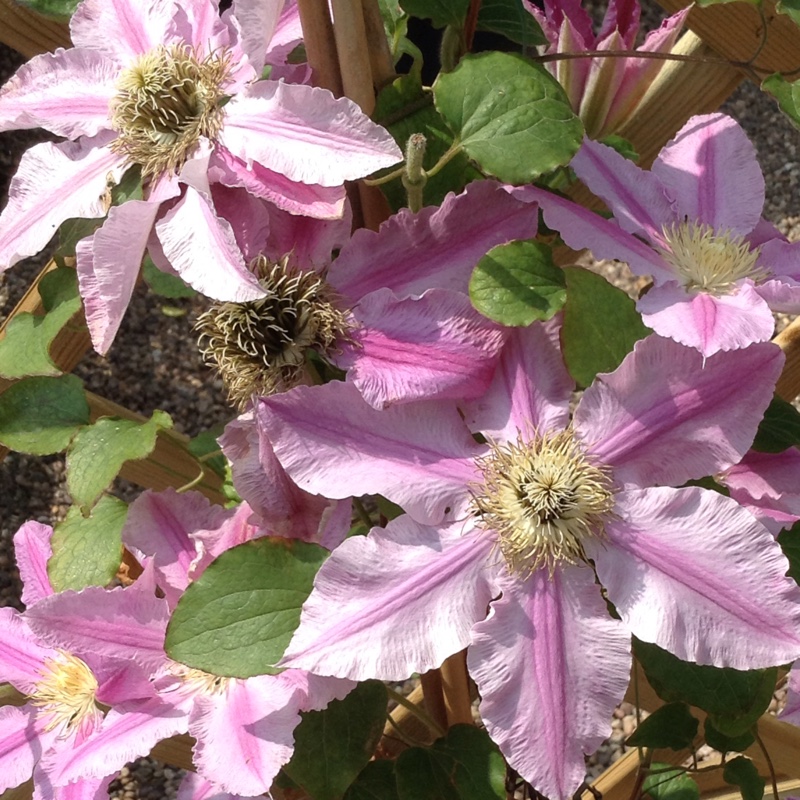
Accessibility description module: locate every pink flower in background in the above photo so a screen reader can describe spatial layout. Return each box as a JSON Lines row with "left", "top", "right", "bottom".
{"left": 23, "top": 493, "right": 354, "bottom": 797}
{"left": 528, "top": 113, "right": 800, "bottom": 356}
{"left": 258, "top": 329, "right": 800, "bottom": 798}
{"left": 525, "top": 0, "right": 687, "bottom": 138}
{"left": 0, "top": 522, "right": 169, "bottom": 796}
{"left": 0, "top": 0, "right": 401, "bottom": 353}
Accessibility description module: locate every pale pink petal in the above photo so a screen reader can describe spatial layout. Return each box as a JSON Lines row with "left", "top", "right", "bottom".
{"left": 0, "top": 705, "right": 46, "bottom": 792}
{"left": 0, "top": 49, "right": 116, "bottom": 138}
{"left": 210, "top": 184, "right": 271, "bottom": 262}
{"left": 469, "top": 566, "right": 630, "bottom": 800}
{"left": 264, "top": 202, "right": 352, "bottom": 269}
{"left": 594, "top": 486, "right": 800, "bottom": 668}
{"left": 258, "top": 382, "right": 484, "bottom": 524}
{"left": 330, "top": 181, "right": 539, "bottom": 300}
{"left": 638, "top": 280, "right": 775, "bottom": 356}
{"left": 171, "top": 2, "right": 232, "bottom": 55}
{"left": 299, "top": 671, "right": 357, "bottom": 712}
{"left": 781, "top": 665, "right": 800, "bottom": 726}
{"left": 574, "top": 336, "right": 782, "bottom": 487}
{"left": 14, "top": 521, "right": 54, "bottom": 606}
{"left": 178, "top": 772, "right": 262, "bottom": 800}
{"left": 463, "top": 318, "right": 573, "bottom": 441}
{"left": 155, "top": 186, "right": 267, "bottom": 301}
{"left": 269, "top": 1, "right": 303, "bottom": 60}
{"left": 191, "top": 675, "right": 303, "bottom": 795}
{"left": 25, "top": 583, "right": 170, "bottom": 669}
{"left": 652, "top": 114, "right": 764, "bottom": 235}
{"left": 0, "top": 135, "right": 126, "bottom": 270}
{"left": 0, "top": 607, "right": 54, "bottom": 693}
{"left": 220, "top": 81, "right": 401, "bottom": 186}
{"left": 571, "top": 138, "right": 677, "bottom": 244}
{"left": 549, "top": 18, "right": 593, "bottom": 110}
{"left": 219, "top": 413, "right": 342, "bottom": 543}
{"left": 339, "top": 288, "right": 507, "bottom": 409}
{"left": 34, "top": 774, "right": 113, "bottom": 800}
{"left": 759, "top": 237, "right": 800, "bottom": 280}
{"left": 280, "top": 516, "right": 495, "bottom": 680}
{"left": 211, "top": 147, "right": 347, "bottom": 219}
{"left": 70, "top": 0, "right": 177, "bottom": 62}
{"left": 123, "top": 490, "right": 229, "bottom": 606}
{"left": 722, "top": 449, "right": 800, "bottom": 532}
{"left": 226, "top": 0, "right": 284, "bottom": 76}
{"left": 40, "top": 700, "right": 187, "bottom": 785}
{"left": 521, "top": 186, "right": 675, "bottom": 282}
{"left": 77, "top": 199, "right": 162, "bottom": 354}
{"left": 753, "top": 278, "right": 800, "bottom": 314}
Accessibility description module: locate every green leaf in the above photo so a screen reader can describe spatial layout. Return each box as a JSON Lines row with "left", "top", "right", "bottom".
{"left": 0, "top": 374, "right": 89, "bottom": 455}
{"left": 56, "top": 217, "right": 104, "bottom": 262}
{"left": 477, "top": 0, "right": 546, "bottom": 46}
{"left": 469, "top": 240, "right": 566, "bottom": 325}
{"left": 285, "top": 681, "right": 388, "bottom": 800}
{"left": 433, "top": 52, "right": 583, "bottom": 184}
{"left": 634, "top": 639, "right": 778, "bottom": 737}
{"left": 752, "top": 395, "right": 800, "bottom": 452}
{"left": 777, "top": 0, "right": 800, "bottom": 26}
{"left": 111, "top": 165, "right": 144, "bottom": 204}
{"left": 48, "top": 496, "right": 127, "bottom": 592}
{"left": 374, "top": 74, "right": 479, "bottom": 211}
{"left": 600, "top": 134, "right": 639, "bottom": 162}
{"left": 695, "top": 0, "right": 760, "bottom": 4}
{"left": 16, "top": 0, "right": 78, "bottom": 20}
{"left": 723, "top": 757, "right": 765, "bottom": 800}
{"left": 343, "top": 760, "right": 399, "bottom": 800}
{"left": 143, "top": 256, "right": 196, "bottom": 299}
{"left": 778, "top": 521, "right": 800, "bottom": 585}
{"left": 0, "top": 269, "right": 82, "bottom": 378}
{"left": 561, "top": 266, "right": 649, "bottom": 387}
{"left": 66, "top": 410, "right": 173, "bottom": 513}
{"left": 188, "top": 426, "right": 227, "bottom": 480}
{"left": 626, "top": 703, "right": 698, "bottom": 750}
{"left": 703, "top": 718, "right": 755, "bottom": 754}
{"left": 395, "top": 725, "right": 506, "bottom": 800}
{"left": 643, "top": 765, "right": 699, "bottom": 800}
{"left": 399, "top": 0, "right": 469, "bottom": 27}
{"left": 762, "top": 73, "right": 800, "bottom": 130}
{"left": 165, "top": 537, "right": 327, "bottom": 677}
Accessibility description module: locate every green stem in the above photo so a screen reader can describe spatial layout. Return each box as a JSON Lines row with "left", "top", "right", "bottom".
{"left": 425, "top": 141, "right": 463, "bottom": 179}
{"left": 754, "top": 726, "right": 780, "bottom": 800}
{"left": 386, "top": 686, "right": 447, "bottom": 739}
{"left": 352, "top": 497, "right": 373, "bottom": 529}
{"left": 402, "top": 133, "right": 427, "bottom": 213}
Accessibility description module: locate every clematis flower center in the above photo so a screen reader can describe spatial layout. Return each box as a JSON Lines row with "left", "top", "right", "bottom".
{"left": 661, "top": 221, "right": 767, "bottom": 295}
{"left": 110, "top": 44, "right": 231, "bottom": 180}
{"left": 473, "top": 429, "right": 614, "bottom": 576}
{"left": 196, "top": 255, "right": 352, "bottom": 409}
{"left": 30, "top": 650, "right": 102, "bottom": 737}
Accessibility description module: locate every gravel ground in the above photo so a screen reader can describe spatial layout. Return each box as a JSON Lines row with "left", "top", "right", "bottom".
{"left": 2, "top": 4, "right": 800, "bottom": 793}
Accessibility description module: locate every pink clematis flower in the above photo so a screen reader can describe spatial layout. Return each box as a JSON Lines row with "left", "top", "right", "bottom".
{"left": 525, "top": 0, "right": 687, "bottom": 138}
{"left": 0, "top": 522, "right": 170, "bottom": 797}
{"left": 527, "top": 113, "right": 800, "bottom": 357}
{"left": 23, "top": 493, "right": 354, "bottom": 797}
{"left": 257, "top": 328, "right": 800, "bottom": 798}
{"left": 197, "top": 180, "right": 539, "bottom": 410}
{"left": 0, "top": 0, "right": 402, "bottom": 352}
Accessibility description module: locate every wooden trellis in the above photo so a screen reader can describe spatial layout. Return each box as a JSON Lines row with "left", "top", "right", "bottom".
{"left": 2, "top": 0, "right": 800, "bottom": 796}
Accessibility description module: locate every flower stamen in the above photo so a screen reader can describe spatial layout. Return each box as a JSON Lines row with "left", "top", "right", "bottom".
{"left": 30, "top": 650, "right": 102, "bottom": 738}
{"left": 196, "top": 255, "right": 352, "bottom": 408}
{"left": 110, "top": 44, "right": 231, "bottom": 180}
{"left": 473, "top": 429, "right": 614, "bottom": 576}
{"left": 661, "top": 221, "right": 766, "bottom": 295}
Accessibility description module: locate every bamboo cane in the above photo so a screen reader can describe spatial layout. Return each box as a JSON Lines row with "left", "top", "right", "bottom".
{"left": 0, "top": 0, "right": 69, "bottom": 57}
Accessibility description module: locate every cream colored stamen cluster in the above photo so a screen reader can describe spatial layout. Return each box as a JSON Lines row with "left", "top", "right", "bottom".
{"left": 196, "top": 255, "right": 351, "bottom": 409}
{"left": 661, "top": 221, "right": 767, "bottom": 295}
{"left": 30, "top": 650, "right": 102, "bottom": 737}
{"left": 110, "top": 44, "right": 231, "bottom": 180}
{"left": 167, "top": 663, "right": 231, "bottom": 698}
{"left": 473, "top": 429, "right": 614, "bottom": 576}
